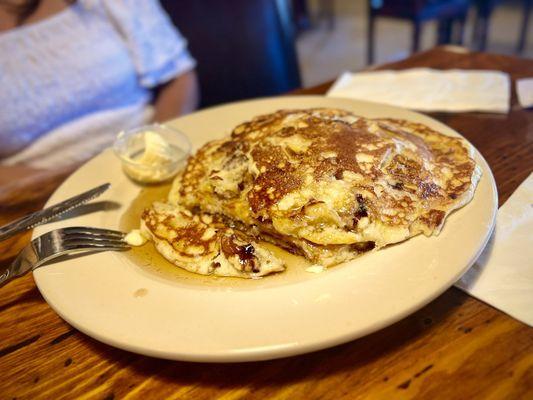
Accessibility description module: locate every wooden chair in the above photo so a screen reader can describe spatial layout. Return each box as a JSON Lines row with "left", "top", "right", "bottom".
{"left": 292, "top": 0, "right": 312, "bottom": 33}
{"left": 292, "top": 0, "right": 335, "bottom": 33}
{"left": 472, "top": 0, "right": 532, "bottom": 54}
{"left": 160, "top": 0, "right": 301, "bottom": 108}
{"left": 367, "top": 0, "right": 471, "bottom": 64}
{"left": 517, "top": 0, "right": 532, "bottom": 53}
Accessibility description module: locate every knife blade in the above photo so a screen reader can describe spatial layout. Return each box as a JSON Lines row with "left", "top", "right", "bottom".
{"left": 0, "top": 183, "right": 110, "bottom": 242}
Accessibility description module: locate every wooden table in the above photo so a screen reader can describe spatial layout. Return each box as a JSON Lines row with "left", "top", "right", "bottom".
{"left": 1, "top": 47, "right": 532, "bottom": 399}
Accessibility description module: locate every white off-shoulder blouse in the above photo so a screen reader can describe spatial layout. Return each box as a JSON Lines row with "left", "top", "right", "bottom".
{"left": 0, "top": 0, "right": 195, "bottom": 168}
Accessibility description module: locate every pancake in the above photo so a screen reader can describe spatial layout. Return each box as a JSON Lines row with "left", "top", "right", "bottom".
{"left": 140, "top": 202, "right": 285, "bottom": 277}
{"left": 166, "top": 108, "right": 480, "bottom": 268}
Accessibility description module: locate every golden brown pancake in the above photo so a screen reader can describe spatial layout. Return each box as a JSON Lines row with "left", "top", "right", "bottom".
{"left": 165, "top": 108, "right": 481, "bottom": 268}
{"left": 141, "top": 202, "right": 285, "bottom": 277}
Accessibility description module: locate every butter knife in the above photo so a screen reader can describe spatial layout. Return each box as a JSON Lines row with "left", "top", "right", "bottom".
{"left": 0, "top": 183, "right": 110, "bottom": 242}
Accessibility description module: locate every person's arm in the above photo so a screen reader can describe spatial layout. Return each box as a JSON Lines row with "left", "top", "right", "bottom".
{"left": 152, "top": 69, "right": 200, "bottom": 122}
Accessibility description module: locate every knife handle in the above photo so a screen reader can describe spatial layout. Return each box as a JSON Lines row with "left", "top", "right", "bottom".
{"left": 0, "top": 212, "right": 41, "bottom": 242}
{"left": 0, "top": 183, "right": 110, "bottom": 242}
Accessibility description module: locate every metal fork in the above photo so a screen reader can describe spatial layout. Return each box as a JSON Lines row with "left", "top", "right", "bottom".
{"left": 0, "top": 227, "right": 129, "bottom": 287}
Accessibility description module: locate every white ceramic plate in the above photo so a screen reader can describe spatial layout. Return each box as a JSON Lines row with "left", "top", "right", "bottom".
{"left": 33, "top": 96, "right": 497, "bottom": 362}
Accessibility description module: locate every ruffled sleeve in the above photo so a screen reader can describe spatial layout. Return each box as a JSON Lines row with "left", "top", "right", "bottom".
{"left": 91, "top": 0, "right": 196, "bottom": 88}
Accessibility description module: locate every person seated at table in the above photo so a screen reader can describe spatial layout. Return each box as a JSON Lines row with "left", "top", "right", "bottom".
{"left": 0, "top": 0, "right": 199, "bottom": 169}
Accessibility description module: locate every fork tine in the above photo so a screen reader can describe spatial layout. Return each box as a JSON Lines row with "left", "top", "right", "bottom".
{"left": 60, "top": 227, "right": 126, "bottom": 239}
{"left": 60, "top": 229, "right": 129, "bottom": 249}
{"left": 58, "top": 227, "right": 129, "bottom": 249}
{"left": 61, "top": 233, "right": 127, "bottom": 244}
{"left": 62, "top": 236, "right": 129, "bottom": 248}
{"left": 62, "top": 241, "right": 130, "bottom": 251}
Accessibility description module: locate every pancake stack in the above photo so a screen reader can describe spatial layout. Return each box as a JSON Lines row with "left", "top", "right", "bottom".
{"left": 142, "top": 108, "right": 481, "bottom": 277}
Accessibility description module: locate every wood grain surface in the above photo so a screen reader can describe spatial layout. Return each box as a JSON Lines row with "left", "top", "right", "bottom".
{"left": 1, "top": 47, "right": 532, "bottom": 400}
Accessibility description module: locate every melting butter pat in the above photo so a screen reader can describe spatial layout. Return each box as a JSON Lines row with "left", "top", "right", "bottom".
{"left": 305, "top": 265, "right": 326, "bottom": 274}
{"left": 125, "top": 229, "right": 148, "bottom": 246}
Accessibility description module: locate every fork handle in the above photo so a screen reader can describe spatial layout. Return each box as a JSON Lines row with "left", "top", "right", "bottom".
{"left": 0, "top": 269, "right": 11, "bottom": 286}
{"left": 0, "top": 244, "right": 39, "bottom": 287}
{"left": 1, "top": 244, "right": 126, "bottom": 287}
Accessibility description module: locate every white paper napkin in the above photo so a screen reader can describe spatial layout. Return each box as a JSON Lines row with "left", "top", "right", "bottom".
{"left": 327, "top": 68, "right": 510, "bottom": 113}
{"left": 456, "top": 173, "right": 533, "bottom": 327}
{"left": 516, "top": 78, "right": 533, "bottom": 109}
